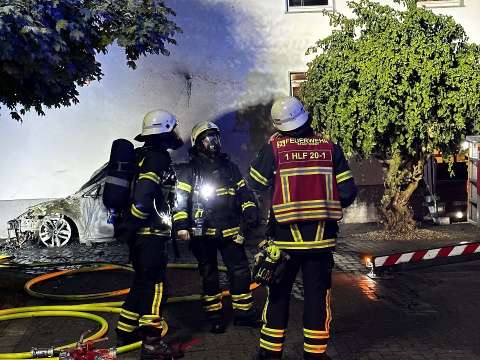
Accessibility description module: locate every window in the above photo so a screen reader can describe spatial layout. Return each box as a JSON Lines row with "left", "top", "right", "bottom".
{"left": 286, "top": 0, "right": 333, "bottom": 13}
{"left": 417, "top": 0, "right": 463, "bottom": 8}
{"left": 79, "top": 164, "right": 108, "bottom": 191}
{"left": 83, "top": 184, "right": 103, "bottom": 198}
{"left": 289, "top": 72, "right": 307, "bottom": 97}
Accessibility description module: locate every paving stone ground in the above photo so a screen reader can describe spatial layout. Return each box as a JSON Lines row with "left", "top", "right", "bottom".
{"left": 1, "top": 223, "right": 479, "bottom": 359}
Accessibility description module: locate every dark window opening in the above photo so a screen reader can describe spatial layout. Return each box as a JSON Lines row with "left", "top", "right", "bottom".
{"left": 436, "top": 162, "right": 468, "bottom": 182}
{"left": 289, "top": 0, "right": 329, "bottom": 6}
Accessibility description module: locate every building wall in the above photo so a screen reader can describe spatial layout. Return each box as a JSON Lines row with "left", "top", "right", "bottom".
{"left": 0, "top": 0, "right": 479, "bottom": 230}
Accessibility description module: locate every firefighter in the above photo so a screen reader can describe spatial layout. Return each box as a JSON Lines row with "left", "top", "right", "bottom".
{"left": 248, "top": 97, "right": 357, "bottom": 360}
{"left": 115, "top": 109, "right": 184, "bottom": 360}
{"left": 173, "top": 121, "right": 262, "bottom": 334}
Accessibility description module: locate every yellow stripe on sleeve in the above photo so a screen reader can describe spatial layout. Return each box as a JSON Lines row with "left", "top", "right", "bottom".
{"left": 236, "top": 179, "right": 246, "bottom": 189}
{"left": 336, "top": 170, "right": 353, "bottom": 183}
{"left": 250, "top": 167, "right": 269, "bottom": 186}
{"left": 222, "top": 227, "right": 240, "bottom": 237}
{"left": 173, "top": 211, "right": 188, "bottom": 222}
{"left": 131, "top": 204, "right": 149, "bottom": 219}
{"left": 241, "top": 201, "right": 256, "bottom": 211}
{"left": 177, "top": 181, "right": 192, "bottom": 193}
{"left": 138, "top": 172, "right": 161, "bottom": 184}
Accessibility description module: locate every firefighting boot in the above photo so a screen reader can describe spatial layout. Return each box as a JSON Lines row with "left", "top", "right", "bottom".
{"left": 138, "top": 325, "right": 184, "bottom": 360}
{"left": 233, "top": 308, "right": 263, "bottom": 328}
{"left": 115, "top": 328, "right": 141, "bottom": 347}
{"left": 209, "top": 314, "right": 226, "bottom": 334}
{"left": 252, "top": 348, "right": 282, "bottom": 359}
{"left": 303, "top": 352, "right": 332, "bottom": 360}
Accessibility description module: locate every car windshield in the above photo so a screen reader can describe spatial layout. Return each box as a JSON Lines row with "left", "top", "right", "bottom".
{"left": 79, "top": 163, "right": 108, "bottom": 191}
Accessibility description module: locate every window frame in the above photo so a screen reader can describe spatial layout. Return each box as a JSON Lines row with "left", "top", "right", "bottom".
{"left": 285, "top": 0, "right": 334, "bottom": 13}
{"left": 417, "top": 0, "right": 464, "bottom": 8}
{"left": 289, "top": 71, "right": 307, "bottom": 97}
{"left": 79, "top": 164, "right": 108, "bottom": 192}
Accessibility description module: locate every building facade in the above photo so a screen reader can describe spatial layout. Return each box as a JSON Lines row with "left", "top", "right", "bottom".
{"left": 0, "top": 0, "right": 478, "bottom": 232}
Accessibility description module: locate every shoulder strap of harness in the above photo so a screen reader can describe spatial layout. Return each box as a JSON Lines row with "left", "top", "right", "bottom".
{"left": 268, "top": 132, "right": 283, "bottom": 144}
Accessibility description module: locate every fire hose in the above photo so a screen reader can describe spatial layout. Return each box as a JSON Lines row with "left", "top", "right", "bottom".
{"left": 0, "top": 261, "right": 259, "bottom": 359}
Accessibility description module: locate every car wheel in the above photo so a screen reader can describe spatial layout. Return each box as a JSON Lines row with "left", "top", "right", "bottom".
{"left": 38, "top": 216, "right": 73, "bottom": 247}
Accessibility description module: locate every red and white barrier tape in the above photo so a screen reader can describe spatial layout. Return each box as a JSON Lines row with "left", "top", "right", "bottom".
{"left": 373, "top": 242, "right": 480, "bottom": 268}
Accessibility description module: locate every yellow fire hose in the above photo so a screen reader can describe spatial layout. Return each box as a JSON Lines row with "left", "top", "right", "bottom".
{"left": 0, "top": 262, "right": 260, "bottom": 359}
{"left": 23, "top": 263, "right": 231, "bottom": 301}
{"left": 0, "top": 255, "right": 14, "bottom": 263}
{"left": 0, "top": 310, "right": 110, "bottom": 359}
{"left": 0, "top": 305, "right": 167, "bottom": 360}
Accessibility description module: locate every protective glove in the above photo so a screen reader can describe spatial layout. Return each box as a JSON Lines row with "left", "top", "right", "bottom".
{"left": 243, "top": 207, "right": 259, "bottom": 229}
{"left": 253, "top": 240, "right": 286, "bottom": 286}
{"left": 253, "top": 256, "right": 277, "bottom": 285}
{"left": 264, "top": 242, "right": 281, "bottom": 261}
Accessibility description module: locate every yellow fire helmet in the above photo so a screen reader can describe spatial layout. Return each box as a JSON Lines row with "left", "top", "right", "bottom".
{"left": 190, "top": 121, "right": 220, "bottom": 146}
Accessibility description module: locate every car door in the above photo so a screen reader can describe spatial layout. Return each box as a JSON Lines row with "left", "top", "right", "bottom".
{"left": 80, "top": 180, "right": 115, "bottom": 242}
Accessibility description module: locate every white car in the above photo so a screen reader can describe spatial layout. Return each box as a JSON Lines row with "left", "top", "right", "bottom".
{"left": 7, "top": 164, "right": 116, "bottom": 247}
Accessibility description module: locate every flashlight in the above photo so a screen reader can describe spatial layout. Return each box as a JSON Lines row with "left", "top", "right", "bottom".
{"left": 161, "top": 214, "right": 172, "bottom": 226}
{"left": 200, "top": 184, "right": 215, "bottom": 200}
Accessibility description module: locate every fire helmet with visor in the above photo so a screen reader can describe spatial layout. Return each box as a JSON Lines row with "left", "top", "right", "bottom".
{"left": 134, "top": 109, "right": 183, "bottom": 149}
{"left": 191, "top": 121, "right": 221, "bottom": 155}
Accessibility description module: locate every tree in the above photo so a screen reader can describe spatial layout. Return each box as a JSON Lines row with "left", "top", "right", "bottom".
{"left": 300, "top": 0, "right": 480, "bottom": 233}
{"left": 0, "top": 0, "right": 181, "bottom": 121}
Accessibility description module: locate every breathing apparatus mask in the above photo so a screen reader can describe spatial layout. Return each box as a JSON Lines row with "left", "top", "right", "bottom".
{"left": 145, "top": 127, "right": 184, "bottom": 150}
{"left": 198, "top": 131, "right": 221, "bottom": 157}
{"left": 164, "top": 126, "right": 184, "bottom": 150}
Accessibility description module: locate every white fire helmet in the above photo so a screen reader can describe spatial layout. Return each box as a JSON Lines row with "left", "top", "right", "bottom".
{"left": 270, "top": 96, "right": 309, "bottom": 132}
{"left": 135, "top": 109, "right": 177, "bottom": 141}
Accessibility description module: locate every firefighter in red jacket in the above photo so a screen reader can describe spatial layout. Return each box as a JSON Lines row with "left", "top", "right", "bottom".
{"left": 248, "top": 97, "right": 357, "bottom": 360}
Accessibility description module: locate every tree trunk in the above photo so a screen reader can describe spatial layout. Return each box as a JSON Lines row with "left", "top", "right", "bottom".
{"left": 380, "top": 153, "right": 425, "bottom": 234}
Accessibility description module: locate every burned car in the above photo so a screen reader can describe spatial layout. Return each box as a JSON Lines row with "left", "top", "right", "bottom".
{"left": 7, "top": 164, "right": 116, "bottom": 247}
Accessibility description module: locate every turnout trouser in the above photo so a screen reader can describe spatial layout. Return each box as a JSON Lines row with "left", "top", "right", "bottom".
{"left": 260, "top": 251, "right": 334, "bottom": 358}
{"left": 190, "top": 236, "right": 253, "bottom": 319}
{"left": 116, "top": 235, "right": 168, "bottom": 337}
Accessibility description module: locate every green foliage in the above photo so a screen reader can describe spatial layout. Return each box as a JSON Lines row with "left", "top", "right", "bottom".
{"left": 302, "top": 0, "right": 480, "bottom": 230}
{"left": 302, "top": 0, "right": 480, "bottom": 165}
{"left": 0, "top": 0, "right": 180, "bottom": 121}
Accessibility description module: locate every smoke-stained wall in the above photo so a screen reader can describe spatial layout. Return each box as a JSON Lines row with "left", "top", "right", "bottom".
{"left": 0, "top": 0, "right": 479, "bottom": 200}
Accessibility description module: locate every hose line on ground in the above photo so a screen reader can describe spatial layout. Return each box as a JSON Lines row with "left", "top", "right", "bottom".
{"left": 0, "top": 262, "right": 260, "bottom": 359}
{"left": 23, "top": 263, "right": 231, "bottom": 301}
{"left": 0, "top": 303, "right": 166, "bottom": 359}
